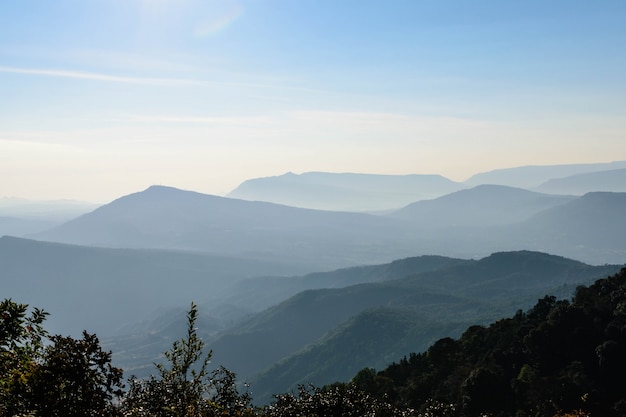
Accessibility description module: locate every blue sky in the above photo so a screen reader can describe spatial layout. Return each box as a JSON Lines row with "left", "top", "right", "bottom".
{"left": 1, "top": 0, "right": 625, "bottom": 201}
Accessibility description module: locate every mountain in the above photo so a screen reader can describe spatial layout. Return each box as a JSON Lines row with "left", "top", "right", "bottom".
{"left": 106, "top": 255, "right": 475, "bottom": 380}
{"left": 155, "top": 251, "right": 620, "bottom": 402}
{"left": 534, "top": 168, "right": 626, "bottom": 195}
{"left": 31, "top": 185, "right": 626, "bottom": 267}
{"left": 389, "top": 185, "right": 574, "bottom": 228}
{"left": 227, "top": 172, "right": 465, "bottom": 211}
{"left": 505, "top": 192, "right": 626, "bottom": 263}
{"left": 31, "top": 185, "right": 419, "bottom": 270}
{"left": 214, "top": 255, "right": 471, "bottom": 312}
{"left": 356, "top": 268, "right": 626, "bottom": 417}
{"left": 247, "top": 308, "right": 466, "bottom": 404}
{"left": 464, "top": 161, "right": 626, "bottom": 189}
{"left": 386, "top": 188, "right": 626, "bottom": 265}
{"left": 0, "top": 236, "right": 309, "bottom": 337}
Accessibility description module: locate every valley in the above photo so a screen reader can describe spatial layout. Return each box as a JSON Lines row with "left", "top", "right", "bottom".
{"left": 2, "top": 162, "right": 626, "bottom": 407}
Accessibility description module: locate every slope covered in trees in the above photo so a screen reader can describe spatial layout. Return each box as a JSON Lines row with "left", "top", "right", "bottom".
{"left": 4, "top": 267, "right": 626, "bottom": 416}
{"left": 107, "top": 251, "right": 622, "bottom": 401}
{"left": 351, "top": 267, "right": 626, "bottom": 417}
{"left": 242, "top": 251, "right": 621, "bottom": 403}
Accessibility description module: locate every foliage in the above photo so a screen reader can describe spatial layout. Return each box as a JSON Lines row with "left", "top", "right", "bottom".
{"left": 0, "top": 299, "right": 123, "bottom": 417}
{"left": 552, "top": 411, "right": 590, "bottom": 417}
{"left": 29, "top": 331, "right": 124, "bottom": 416}
{"left": 0, "top": 299, "right": 48, "bottom": 416}
{"left": 120, "top": 302, "right": 253, "bottom": 417}
{"left": 353, "top": 268, "right": 626, "bottom": 417}
{"left": 261, "top": 383, "right": 417, "bottom": 417}
{"left": 4, "top": 266, "right": 626, "bottom": 417}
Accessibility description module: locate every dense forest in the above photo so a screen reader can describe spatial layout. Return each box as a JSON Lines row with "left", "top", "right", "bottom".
{"left": 2, "top": 267, "right": 626, "bottom": 416}
{"left": 350, "top": 267, "right": 626, "bottom": 417}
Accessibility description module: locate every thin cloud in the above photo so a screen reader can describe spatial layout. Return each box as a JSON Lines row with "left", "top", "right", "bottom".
{"left": 0, "top": 66, "right": 210, "bottom": 86}
{"left": 0, "top": 65, "right": 308, "bottom": 93}
{"left": 122, "top": 114, "right": 273, "bottom": 125}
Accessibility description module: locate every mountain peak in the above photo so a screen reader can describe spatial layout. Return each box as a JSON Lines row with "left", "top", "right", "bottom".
{"left": 143, "top": 185, "right": 188, "bottom": 194}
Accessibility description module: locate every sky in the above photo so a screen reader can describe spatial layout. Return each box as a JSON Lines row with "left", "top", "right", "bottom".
{"left": 1, "top": 0, "right": 625, "bottom": 202}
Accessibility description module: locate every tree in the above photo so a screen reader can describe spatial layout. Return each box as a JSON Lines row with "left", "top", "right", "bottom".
{"left": 0, "top": 299, "right": 48, "bottom": 415}
{"left": 0, "top": 298, "right": 123, "bottom": 416}
{"left": 262, "top": 383, "right": 414, "bottom": 417}
{"left": 121, "top": 302, "right": 253, "bottom": 417}
{"left": 31, "top": 331, "right": 124, "bottom": 416}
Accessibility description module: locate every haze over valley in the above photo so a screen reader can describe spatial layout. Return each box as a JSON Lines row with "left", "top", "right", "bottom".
{"left": 2, "top": 2, "right": 626, "bottom": 415}
{"left": 3, "top": 161, "right": 626, "bottom": 404}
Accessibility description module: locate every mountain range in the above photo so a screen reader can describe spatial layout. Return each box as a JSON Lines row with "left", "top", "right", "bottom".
{"left": 227, "top": 161, "right": 626, "bottom": 211}
{"left": 29, "top": 184, "right": 626, "bottom": 266}
{"left": 464, "top": 160, "right": 626, "bottom": 189}
{"left": 103, "top": 250, "right": 622, "bottom": 404}
{"left": 2, "top": 160, "right": 626, "bottom": 407}
{"left": 31, "top": 185, "right": 415, "bottom": 270}
{"left": 533, "top": 167, "right": 626, "bottom": 195}
{"left": 227, "top": 172, "right": 464, "bottom": 212}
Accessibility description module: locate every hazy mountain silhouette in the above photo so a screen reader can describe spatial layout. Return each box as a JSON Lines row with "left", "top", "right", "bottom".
{"left": 31, "top": 185, "right": 626, "bottom": 267}
{"left": 242, "top": 251, "right": 622, "bottom": 403}
{"left": 384, "top": 188, "right": 626, "bottom": 264}
{"left": 534, "top": 167, "right": 626, "bottom": 195}
{"left": 389, "top": 185, "right": 574, "bottom": 228}
{"left": 506, "top": 192, "right": 626, "bottom": 261}
{"left": 227, "top": 172, "right": 465, "bottom": 211}
{"left": 106, "top": 250, "right": 620, "bottom": 401}
{"left": 31, "top": 185, "right": 419, "bottom": 270}
{"left": 212, "top": 255, "right": 472, "bottom": 312}
{"left": 464, "top": 161, "right": 626, "bottom": 189}
{"left": 0, "top": 236, "right": 310, "bottom": 336}
{"left": 104, "top": 256, "right": 474, "bottom": 376}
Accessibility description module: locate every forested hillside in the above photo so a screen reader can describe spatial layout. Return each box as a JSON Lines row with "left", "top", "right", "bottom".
{"left": 4, "top": 268, "right": 625, "bottom": 416}
{"left": 104, "top": 250, "right": 622, "bottom": 403}
{"left": 350, "top": 267, "right": 626, "bottom": 417}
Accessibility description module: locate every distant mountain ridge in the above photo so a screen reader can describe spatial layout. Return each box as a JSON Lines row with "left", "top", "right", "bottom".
{"left": 464, "top": 160, "right": 626, "bottom": 189}
{"left": 227, "top": 172, "right": 465, "bottom": 211}
{"left": 31, "top": 185, "right": 418, "bottom": 270}
{"left": 30, "top": 185, "right": 626, "bottom": 266}
{"left": 203, "top": 251, "right": 623, "bottom": 403}
{"left": 534, "top": 167, "right": 626, "bottom": 195}
{"left": 508, "top": 192, "right": 626, "bottom": 255}
{"left": 225, "top": 162, "right": 626, "bottom": 212}
{"left": 389, "top": 184, "right": 574, "bottom": 227}
{"left": 214, "top": 255, "right": 472, "bottom": 313}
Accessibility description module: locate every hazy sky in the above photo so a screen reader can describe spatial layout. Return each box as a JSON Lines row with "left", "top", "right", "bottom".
{"left": 1, "top": 1, "right": 625, "bottom": 202}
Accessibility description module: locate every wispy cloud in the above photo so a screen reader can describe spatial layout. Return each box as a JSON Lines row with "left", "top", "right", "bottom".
{"left": 0, "top": 66, "right": 209, "bottom": 86}
{"left": 120, "top": 114, "right": 273, "bottom": 125}
{"left": 0, "top": 65, "right": 309, "bottom": 94}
